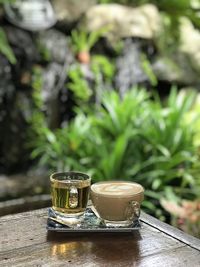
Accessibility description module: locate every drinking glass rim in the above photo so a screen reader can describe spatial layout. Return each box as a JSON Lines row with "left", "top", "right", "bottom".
{"left": 50, "top": 171, "right": 91, "bottom": 183}
{"left": 91, "top": 181, "right": 144, "bottom": 198}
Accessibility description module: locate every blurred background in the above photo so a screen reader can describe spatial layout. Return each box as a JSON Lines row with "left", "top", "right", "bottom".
{"left": 0, "top": 0, "right": 200, "bottom": 237}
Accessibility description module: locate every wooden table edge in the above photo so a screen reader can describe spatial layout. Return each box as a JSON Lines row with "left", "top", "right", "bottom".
{"left": 140, "top": 211, "right": 200, "bottom": 251}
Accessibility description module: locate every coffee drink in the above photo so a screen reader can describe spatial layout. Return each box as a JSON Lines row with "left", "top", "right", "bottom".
{"left": 91, "top": 182, "right": 143, "bottom": 196}
{"left": 91, "top": 181, "right": 144, "bottom": 226}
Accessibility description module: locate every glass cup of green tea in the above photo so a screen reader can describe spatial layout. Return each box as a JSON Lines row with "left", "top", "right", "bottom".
{"left": 50, "top": 171, "right": 91, "bottom": 224}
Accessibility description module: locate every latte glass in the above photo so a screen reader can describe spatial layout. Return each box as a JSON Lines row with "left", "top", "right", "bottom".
{"left": 91, "top": 181, "right": 144, "bottom": 227}
{"left": 50, "top": 171, "right": 91, "bottom": 224}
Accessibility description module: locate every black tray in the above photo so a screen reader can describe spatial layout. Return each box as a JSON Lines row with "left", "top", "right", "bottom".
{"left": 47, "top": 207, "right": 141, "bottom": 233}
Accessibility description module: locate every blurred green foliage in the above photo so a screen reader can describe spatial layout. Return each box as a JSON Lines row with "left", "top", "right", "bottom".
{"left": 36, "top": 41, "right": 51, "bottom": 62}
{"left": 31, "top": 66, "right": 44, "bottom": 110}
{"left": 0, "top": 27, "right": 16, "bottom": 64}
{"left": 29, "top": 84, "right": 200, "bottom": 220}
{"left": 65, "top": 55, "right": 115, "bottom": 107}
{"left": 67, "top": 65, "right": 92, "bottom": 102}
{"left": 0, "top": 0, "right": 15, "bottom": 3}
{"left": 0, "top": 1, "right": 16, "bottom": 63}
{"left": 141, "top": 53, "right": 158, "bottom": 87}
{"left": 71, "top": 28, "right": 109, "bottom": 54}
{"left": 91, "top": 55, "right": 115, "bottom": 84}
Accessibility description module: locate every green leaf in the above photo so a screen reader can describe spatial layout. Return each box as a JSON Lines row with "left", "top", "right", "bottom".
{"left": 145, "top": 190, "right": 162, "bottom": 200}
{"left": 45, "top": 130, "right": 56, "bottom": 143}
{"left": 163, "top": 187, "right": 180, "bottom": 203}
{"left": 110, "top": 133, "right": 129, "bottom": 177}
{"left": 142, "top": 200, "right": 157, "bottom": 211}
{"left": 156, "top": 144, "right": 171, "bottom": 157}
{"left": 141, "top": 53, "right": 157, "bottom": 86}
{"left": 152, "top": 179, "right": 162, "bottom": 190}
{"left": 0, "top": 27, "right": 16, "bottom": 64}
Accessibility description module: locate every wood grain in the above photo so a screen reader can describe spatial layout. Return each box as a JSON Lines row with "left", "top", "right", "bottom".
{"left": 141, "top": 212, "right": 200, "bottom": 251}
{"left": 0, "top": 209, "right": 199, "bottom": 267}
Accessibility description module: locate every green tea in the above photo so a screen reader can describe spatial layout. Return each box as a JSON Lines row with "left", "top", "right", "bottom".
{"left": 51, "top": 179, "right": 90, "bottom": 214}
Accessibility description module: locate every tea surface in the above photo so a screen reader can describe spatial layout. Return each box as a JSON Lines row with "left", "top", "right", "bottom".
{"left": 51, "top": 180, "right": 90, "bottom": 214}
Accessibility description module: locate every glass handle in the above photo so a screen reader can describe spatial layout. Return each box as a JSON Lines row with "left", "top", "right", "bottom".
{"left": 69, "top": 186, "right": 78, "bottom": 208}
{"left": 125, "top": 201, "right": 140, "bottom": 221}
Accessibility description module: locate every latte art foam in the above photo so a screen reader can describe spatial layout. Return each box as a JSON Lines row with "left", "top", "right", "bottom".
{"left": 91, "top": 182, "right": 143, "bottom": 196}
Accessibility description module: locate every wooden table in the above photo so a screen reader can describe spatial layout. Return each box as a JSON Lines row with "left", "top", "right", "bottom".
{"left": 0, "top": 209, "right": 199, "bottom": 267}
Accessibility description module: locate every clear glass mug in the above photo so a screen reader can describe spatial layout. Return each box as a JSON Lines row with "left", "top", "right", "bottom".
{"left": 50, "top": 171, "right": 91, "bottom": 224}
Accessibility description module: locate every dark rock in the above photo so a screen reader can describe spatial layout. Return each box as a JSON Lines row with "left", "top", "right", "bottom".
{"left": 91, "top": 37, "right": 121, "bottom": 57}
{"left": 0, "top": 172, "right": 49, "bottom": 200}
{"left": 42, "top": 63, "right": 64, "bottom": 102}
{"left": 114, "top": 39, "right": 149, "bottom": 96}
{"left": 4, "top": 26, "right": 39, "bottom": 62}
{"left": 0, "top": 89, "right": 32, "bottom": 173}
{"left": 0, "top": 27, "right": 39, "bottom": 173}
{"left": 0, "top": 54, "right": 33, "bottom": 173}
{"left": 0, "top": 6, "right": 4, "bottom": 20}
{"left": 152, "top": 55, "right": 200, "bottom": 86}
{"left": 4, "top": 26, "right": 39, "bottom": 89}
{"left": 37, "top": 29, "right": 74, "bottom": 64}
{"left": 41, "top": 62, "right": 68, "bottom": 128}
{"left": 0, "top": 55, "right": 15, "bottom": 172}
{"left": 0, "top": 55, "right": 15, "bottom": 105}
{"left": 59, "top": 83, "right": 74, "bottom": 123}
{"left": 80, "top": 64, "right": 94, "bottom": 82}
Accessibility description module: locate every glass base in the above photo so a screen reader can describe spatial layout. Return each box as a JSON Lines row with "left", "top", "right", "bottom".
{"left": 53, "top": 209, "right": 84, "bottom": 226}
{"left": 104, "top": 219, "right": 133, "bottom": 228}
